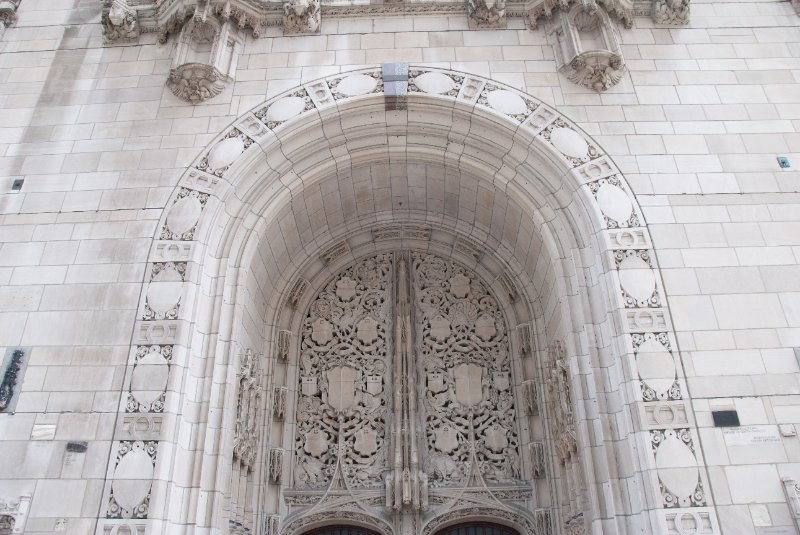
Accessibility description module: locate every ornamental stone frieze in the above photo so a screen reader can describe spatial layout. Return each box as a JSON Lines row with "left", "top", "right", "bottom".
{"left": 550, "top": 2, "right": 626, "bottom": 91}
{"left": 166, "top": 9, "right": 243, "bottom": 103}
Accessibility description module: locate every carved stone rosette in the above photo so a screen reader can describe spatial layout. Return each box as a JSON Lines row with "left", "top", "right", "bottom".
{"left": 652, "top": 0, "right": 690, "bottom": 25}
{"left": 551, "top": 3, "right": 626, "bottom": 92}
{"left": 166, "top": 13, "right": 242, "bottom": 104}
{"left": 283, "top": 0, "right": 321, "bottom": 35}
{"left": 467, "top": 0, "right": 507, "bottom": 28}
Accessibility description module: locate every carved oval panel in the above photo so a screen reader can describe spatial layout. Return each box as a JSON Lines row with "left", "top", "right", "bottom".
{"left": 656, "top": 432, "right": 699, "bottom": 499}
{"left": 207, "top": 136, "right": 244, "bottom": 170}
{"left": 414, "top": 71, "right": 455, "bottom": 94}
{"left": 596, "top": 183, "right": 633, "bottom": 224}
{"left": 146, "top": 267, "right": 183, "bottom": 316}
{"left": 166, "top": 196, "right": 202, "bottom": 236}
{"left": 618, "top": 255, "right": 656, "bottom": 303}
{"left": 112, "top": 445, "right": 154, "bottom": 513}
{"left": 487, "top": 90, "right": 527, "bottom": 116}
{"left": 549, "top": 127, "right": 589, "bottom": 159}
{"left": 336, "top": 74, "right": 377, "bottom": 97}
{"left": 636, "top": 337, "right": 675, "bottom": 395}
{"left": 130, "top": 350, "right": 169, "bottom": 407}
{"left": 266, "top": 96, "right": 306, "bottom": 122}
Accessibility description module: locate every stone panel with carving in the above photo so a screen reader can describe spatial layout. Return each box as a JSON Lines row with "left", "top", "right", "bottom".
{"left": 294, "top": 253, "right": 393, "bottom": 489}
{"left": 412, "top": 252, "right": 521, "bottom": 486}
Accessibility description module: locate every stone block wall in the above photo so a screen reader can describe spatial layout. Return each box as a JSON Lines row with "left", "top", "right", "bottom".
{"left": 0, "top": 0, "right": 799, "bottom": 532}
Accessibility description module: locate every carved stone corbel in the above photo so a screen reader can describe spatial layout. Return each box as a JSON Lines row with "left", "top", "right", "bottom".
{"left": 467, "top": 0, "right": 507, "bottom": 28}
{"left": 276, "top": 330, "right": 291, "bottom": 360}
{"left": 0, "top": 0, "right": 20, "bottom": 39}
{"left": 652, "top": 0, "right": 690, "bottom": 24}
{"left": 283, "top": 0, "right": 321, "bottom": 35}
{"left": 269, "top": 448, "right": 284, "bottom": 483}
{"left": 551, "top": 3, "right": 626, "bottom": 92}
{"left": 102, "top": 0, "right": 139, "bottom": 43}
{"left": 166, "top": 13, "right": 243, "bottom": 104}
{"left": 273, "top": 386, "right": 287, "bottom": 420}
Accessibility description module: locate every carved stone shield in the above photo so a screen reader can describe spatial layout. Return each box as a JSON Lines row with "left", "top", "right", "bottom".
{"left": 366, "top": 374, "right": 383, "bottom": 395}
{"left": 304, "top": 429, "right": 329, "bottom": 457}
{"left": 336, "top": 276, "right": 357, "bottom": 301}
{"left": 434, "top": 425, "right": 459, "bottom": 454}
{"left": 356, "top": 316, "right": 378, "bottom": 344}
{"left": 493, "top": 371, "right": 510, "bottom": 391}
{"left": 326, "top": 366, "right": 357, "bottom": 411}
{"left": 454, "top": 363, "right": 483, "bottom": 407}
{"left": 301, "top": 376, "right": 318, "bottom": 396}
{"left": 430, "top": 315, "right": 451, "bottom": 342}
{"left": 484, "top": 424, "right": 508, "bottom": 453}
{"left": 449, "top": 273, "right": 471, "bottom": 298}
{"left": 427, "top": 371, "right": 446, "bottom": 393}
{"left": 311, "top": 318, "right": 333, "bottom": 345}
{"left": 475, "top": 314, "right": 497, "bottom": 341}
{"left": 354, "top": 428, "right": 378, "bottom": 456}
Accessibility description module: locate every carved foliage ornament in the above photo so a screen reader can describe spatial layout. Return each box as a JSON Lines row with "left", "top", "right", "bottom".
{"left": 467, "top": 0, "right": 507, "bottom": 28}
{"left": 102, "top": 0, "right": 139, "bottom": 42}
{"left": 413, "top": 253, "right": 521, "bottom": 486}
{"left": 653, "top": 0, "right": 689, "bottom": 25}
{"left": 294, "top": 254, "right": 392, "bottom": 489}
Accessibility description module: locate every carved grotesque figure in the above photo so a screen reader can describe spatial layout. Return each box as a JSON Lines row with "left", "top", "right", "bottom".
{"left": 102, "top": 0, "right": 139, "bottom": 42}
{"left": 653, "top": 0, "right": 690, "bottom": 25}
{"left": 467, "top": 0, "right": 507, "bottom": 28}
{"left": 283, "top": 0, "right": 321, "bottom": 35}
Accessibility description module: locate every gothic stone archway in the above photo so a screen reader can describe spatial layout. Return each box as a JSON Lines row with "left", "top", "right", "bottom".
{"left": 97, "top": 66, "right": 720, "bottom": 535}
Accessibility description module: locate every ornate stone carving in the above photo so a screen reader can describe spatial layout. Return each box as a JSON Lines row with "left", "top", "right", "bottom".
{"left": 277, "top": 330, "right": 291, "bottom": 360}
{"left": 161, "top": 188, "right": 209, "bottom": 241}
{"left": 783, "top": 478, "right": 800, "bottom": 528}
{"left": 652, "top": 0, "right": 689, "bottom": 25}
{"left": 294, "top": 254, "right": 392, "bottom": 490}
{"left": 651, "top": 429, "right": 706, "bottom": 508}
{"left": 102, "top": 0, "right": 139, "bottom": 42}
{"left": 166, "top": 14, "right": 243, "bottom": 104}
{"left": 528, "top": 442, "right": 545, "bottom": 478}
{"left": 0, "top": 495, "right": 30, "bottom": 534}
{"left": 0, "top": 0, "right": 20, "bottom": 38}
{"left": 269, "top": 447, "right": 285, "bottom": 483}
{"left": 633, "top": 332, "right": 681, "bottom": 402}
{"left": 107, "top": 441, "right": 157, "bottom": 519}
{"left": 143, "top": 262, "right": 186, "bottom": 321}
{"left": 126, "top": 345, "right": 172, "bottom": 413}
{"left": 320, "top": 241, "right": 351, "bottom": 265}
{"left": 522, "top": 380, "right": 538, "bottom": 415}
{"left": 551, "top": 4, "right": 626, "bottom": 92}
{"left": 414, "top": 252, "right": 521, "bottom": 486}
{"left": 517, "top": 324, "right": 531, "bottom": 357}
{"left": 264, "top": 514, "right": 280, "bottom": 535}
{"left": 234, "top": 349, "right": 262, "bottom": 472}
{"left": 273, "top": 386, "right": 287, "bottom": 421}
{"left": 534, "top": 509, "right": 552, "bottom": 535}
{"left": 283, "top": 0, "right": 320, "bottom": 34}
{"left": 467, "top": 0, "right": 507, "bottom": 28}
{"left": 288, "top": 279, "right": 309, "bottom": 309}
{"left": 196, "top": 129, "right": 254, "bottom": 177}
{"left": 0, "top": 348, "right": 26, "bottom": 412}
{"left": 545, "top": 342, "right": 576, "bottom": 463}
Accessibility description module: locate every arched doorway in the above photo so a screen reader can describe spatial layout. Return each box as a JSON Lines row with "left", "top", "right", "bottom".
{"left": 433, "top": 521, "right": 520, "bottom": 535}
{"left": 99, "top": 66, "right": 719, "bottom": 535}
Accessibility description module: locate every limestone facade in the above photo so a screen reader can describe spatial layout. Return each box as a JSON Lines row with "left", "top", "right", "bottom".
{"left": 0, "top": 1, "right": 799, "bottom": 535}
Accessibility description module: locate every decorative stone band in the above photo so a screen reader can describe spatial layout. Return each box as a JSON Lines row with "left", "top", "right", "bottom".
{"left": 123, "top": 65, "right": 717, "bottom": 533}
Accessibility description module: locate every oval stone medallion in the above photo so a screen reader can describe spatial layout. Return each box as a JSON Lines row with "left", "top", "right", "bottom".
{"left": 636, "top": 337, "right": 675, "bottom": 395}
{"left": 166, "top": 196, "right": 202, "bottom": 236}
{"left": 618, "top": 255, "right": 656, "bottom": 303}
{"left": 414, "top": 72, "right": 455, "bottom": 94}
{"left": 336, "top": 74, "right": 377, "bottom": 97}
{"left": 550, "top": 127, "right": 589, "bottom": 159}
{"left": 656, "top": 432, "right": 699, "bottom": 499}
{"left": 207, "top": 136, "right": 244, "bottom": 170}
{"left": 112, "top": 445, "right": 154, "bottom": 513}
{"left": 487, "top": 90, "right": 527, "bottom": 116}
{"left": 130, "top": 350, "right": 170, "bottom": 407}
{"left": 266, "top": 96, "right": 306, "bottom": 123}
{"left": 146, "top": 267, "right": 183, "bottom": 316}
{"left": 596, "top": 183, "right": 633, "bottom": 224}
